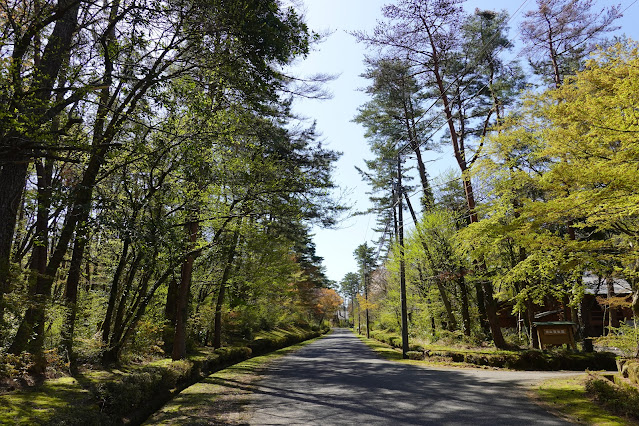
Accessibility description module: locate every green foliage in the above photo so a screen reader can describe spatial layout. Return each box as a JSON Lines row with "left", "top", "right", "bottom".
{"left": 0, "top": 350, "right": 33, "bottom": 379}
{"left": 595, "top": 323, "right": 639, "bottom": 359}
{"left": 354, "top": 2, "right": 634, "bottom": 354}
{"left": 121, "top": 320, "right": 166, "bottom": 363}
{"left": 369, "top": 329, "right": 424, "bottom": 352}
{"left": 368, "top": 328, "right": 616, "bottom": 370}
{"left": 460, "top": 41, "right": 639, "bottom": 326}
{"left": 586, "top": 374, "right": 639, "bottom": 421}
{"left": 536, "top": 375, "right": 629, "bottom": 425}
{"left": 339, "top": 272, "right": 360, "bottom": 301}
{"left": 617, "top": 359, "right": 639, "bottom": 386}
{"left": 0, "top": 0, "right": 342, "bottom": 371}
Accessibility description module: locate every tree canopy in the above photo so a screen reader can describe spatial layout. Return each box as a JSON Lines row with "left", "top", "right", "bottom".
{"left": 0, "top": 0, "right": 343, "bottom": 373}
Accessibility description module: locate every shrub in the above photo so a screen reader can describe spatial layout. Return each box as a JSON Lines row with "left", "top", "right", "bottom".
{"left": 370, "top": 329, "right": 403, "bottom": 348}
{"left": 586, "top": 374, "right": 639, "bottom": 420}
{"left": 95, "top": 327, "right": 318, "bottom": 422}
{"left": 368, "top": 329, "right": 616, "bottom": 371}
{"left": 617, "top": 358, "right": 639, "bottom": 386}
{"left": 433, "top": 329, "right": 484, "bottom": 347}
{"left": 594, "top": 322, "right": 639, "bottom": 358}
{"left": 0, "top": 350, "right": 33, "bottom": 379}
{"left": 118, "top": 319, "right": 166, "bottom": 363}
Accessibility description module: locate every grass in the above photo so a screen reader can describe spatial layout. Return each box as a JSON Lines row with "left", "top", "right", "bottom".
{"left": 358, "top": 330, "right": 635, "bottom": 424}
{"left": 0, "top": 326, "right": 326, "bottom": 425}
{"left": 355, "top": 334, "right": 405, "bottom": 361}
{"left": 0, "top": 376, "right": 105, "bottom": 425}
{"left": 535, "top": 375, "right": 632, "bottom": 425}
{"left": 586, "top": 374, "right": 639, "bottom": 421}
{"left": 355, "top": 332, "right": 505, "bottom": 369}
{"left": 363, "top": 329, "right": 617, "bottom": 371}
{"left": 145, "top": 333, "right": 326, "bottom": 425}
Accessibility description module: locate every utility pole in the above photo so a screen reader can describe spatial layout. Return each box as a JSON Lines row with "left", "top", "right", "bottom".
{"left": 396, "top": 156, "right": 409, "bottom": 359}
{"left": 364, "top": 271, "right": 370, "bottom": 339}
{"left": 357, "top": 280, "right": 361, "bottom": 334}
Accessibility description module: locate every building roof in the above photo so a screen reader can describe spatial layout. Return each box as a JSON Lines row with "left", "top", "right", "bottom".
{"left": 583, "top": 272, "right": 633, "bottom": 295}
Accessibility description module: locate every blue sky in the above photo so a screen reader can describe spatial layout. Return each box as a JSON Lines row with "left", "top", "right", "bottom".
{"left": 289, "top": 0, "right": 639, "bottom": 284}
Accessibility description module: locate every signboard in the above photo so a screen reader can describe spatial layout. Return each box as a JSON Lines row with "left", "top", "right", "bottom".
{"left": 533, "top": 322, "right": 577, "bottom": 350}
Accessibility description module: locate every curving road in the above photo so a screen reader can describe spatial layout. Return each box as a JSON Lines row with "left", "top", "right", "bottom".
{"left": 246, "top": 328, "right": 575, "bottom": 425}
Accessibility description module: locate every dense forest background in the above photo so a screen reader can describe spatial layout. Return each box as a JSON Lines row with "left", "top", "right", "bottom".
{"left": 0, "top": 0, "right": 344, "bottom": 375}
{"left": 343, "top": 0, "right": 639, "bottom": 356}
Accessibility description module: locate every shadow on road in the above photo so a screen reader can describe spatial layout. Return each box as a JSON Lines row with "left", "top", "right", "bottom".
{"left": 245, "top": 328, "right": 568, "bottom": 425}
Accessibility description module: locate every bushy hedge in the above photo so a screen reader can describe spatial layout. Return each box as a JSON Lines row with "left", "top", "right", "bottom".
{"left": 86, "top": 346, "right": 254, "bottom": 423}
{"left": 38, "top": 326, "right": 324, "bottom": 425}
{"left": 586, "top": 373, "right": 639, "bottom": 421}
{"left": 369, "top": 329, "right": 424, "bottom": 352}
{"left": 247, "top": 326, "right": 323, "bottom": 356}
{"left": 369, "top": 329, "right": 616, "bottom": 371}
{"left": 617, "top": 358, "right": 639, "bottom": 386}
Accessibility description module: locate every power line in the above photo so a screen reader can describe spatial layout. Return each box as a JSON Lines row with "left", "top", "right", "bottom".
{"left": 622, "top": 0, "right": 639, "bottom": 14}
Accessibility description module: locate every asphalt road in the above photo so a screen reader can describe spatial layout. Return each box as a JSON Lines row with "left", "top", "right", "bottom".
{"left": 245, "top": 328, "right": 576, "bottom": 425}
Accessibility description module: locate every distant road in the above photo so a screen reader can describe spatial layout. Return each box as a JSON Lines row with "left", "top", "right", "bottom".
{"left": 246, "top": 328, "right": 575, "bottom": 425}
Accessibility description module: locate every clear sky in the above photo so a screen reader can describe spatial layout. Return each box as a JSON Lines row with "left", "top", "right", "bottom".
{"left": 290, "top": 0, "right": 639, "bottom": 285}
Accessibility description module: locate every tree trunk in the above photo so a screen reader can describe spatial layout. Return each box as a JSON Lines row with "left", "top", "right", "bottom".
{"left": 458, "top": 273, "right": 471, "bottom": 336}
{"left": 607, "top": 278, "right": 617, "bottom": 331}
{"left": 111, "top": 254, "right": 142, "bottom": 346}
{"left": 404, "top": 194, "right": 458, "bottom": 332}
{"left": 401, "top": 86, "right": 433, "bottom": 211}
{"left": 1, "top": 0, "right": 81, "bottom": 342}
{"left": 526, "top": 299, "right": 539, "bottom": 349}
{"left": 163, "top": 277, "right": 179, "bottom": 351}
{"left": 364, "top": 272, "right": 370, "bottom": 339}
{"left": 475, "top": 281, "right": 490, "bottom": 336}
{"left": 632, "top": 290, "right": 639, "bottom": 358}
{"left": 483, "top": 280, "right": 506, "bottom": 348}
{"left": 350, "top": 295, "right": 354, "bottom": 328}
{"left": 101, "top": 238, "right": 130, "bottom": 343}
{"left": 60, "top": 226, "right": 88, "bottom": 367}
{"left": 357, "top": 294, "right": 361, "bottom": 334}
{"left": 8, "top": 159, "right": 51, "bottom": 351}
{"left": 426, "top": 24, "right": 504, "bottom": 346}
{"left": 0, "top": 161, "right": 28, "bottom": 337}
{"left": 213, "top": 229, "right": 240, "bottom": 349}
{"left": 10, "top": 106, "right": 111, "bottom": 367}
{"left": 397, "top": 158, "right": 409, "bottom": 359}
{"left": 172, "top": 219, "right": 199, "bottom": 360}
{"left": 434, "top": 279, "right": 457, "bottom": 332}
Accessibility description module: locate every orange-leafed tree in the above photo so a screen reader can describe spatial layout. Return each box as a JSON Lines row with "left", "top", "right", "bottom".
{"left": 313, "top": 288, "right": 343, "bottom": 325}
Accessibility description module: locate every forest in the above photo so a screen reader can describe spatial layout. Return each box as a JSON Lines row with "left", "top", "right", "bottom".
{"left": 0, "top": 0, "right": 345, "bottom": 379}
{"left": 344, "top": 0, "right": 639, "bottom": 356}
{"left": 1, "top": 0, "right": 638, "bottom": 396}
